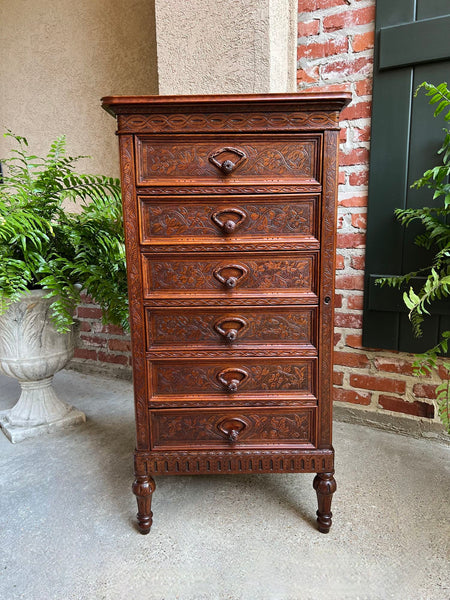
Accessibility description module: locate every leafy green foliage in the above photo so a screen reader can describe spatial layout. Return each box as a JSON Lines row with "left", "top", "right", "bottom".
{"left": 376, "top": 82, "right": 450, "bottom": 434}
{"left": 415, "top": 81, "right": 450, "bottom": 122}
{"left": 0, "top": 132, "right": 128, "bottom": 332}
{"left": 412, "top": 333, "right": 450, "bottom": 433}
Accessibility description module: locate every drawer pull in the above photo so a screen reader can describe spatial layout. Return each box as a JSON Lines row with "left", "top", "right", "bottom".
{"left": 214, "top": 316, "right": 249, "bottom": 343}
{"left": 213, "top": 264, "right": 248, "bottom": 289}
{"left": 217, "top": 417, "right": 249, "bottom": 442}
{"left": 209, "top": 146, "right": 247, "bottom": 175}
{"left": 211, "top": 207, "right": 248, "bottom": 234}
{"left": 217, "top": 367, "right": 249, "bottom": 393}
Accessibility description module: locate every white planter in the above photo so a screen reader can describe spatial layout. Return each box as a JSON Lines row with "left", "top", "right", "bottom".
{"left": 0, "top": 290, "right": 85, "bottom": 442}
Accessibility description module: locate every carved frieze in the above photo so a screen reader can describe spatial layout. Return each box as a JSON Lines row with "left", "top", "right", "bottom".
{"left": 137, "top": 448, "right": 334, "bottom": 476}
{"left": 118, "top": 111, "right": 338, "bottom": 133}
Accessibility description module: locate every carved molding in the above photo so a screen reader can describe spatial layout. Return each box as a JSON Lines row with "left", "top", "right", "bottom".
{"left": 318, "top": 130, "right": 339, "bottom": 447}
{"left": 118, "top": 111, "right": 339, "bottom": 133}
{"left": 143, "top": 296, "right": 318, "bottom": 307}
{"left": 119, "top": 136, "right": 149, "bottom": 450}
{"left": 141, "top": 241, "right": 320, "bottom": 253}
{"left": 148, "top": 398, "right": 317, "bottom": 408}
{"left": 135, "top": 449, "right": 334, "bottom": 476}
{"left": 146, "top": 349, "right": 317, "bottom": 359}
{"left": 135, "top": 184, "right": 321, "bottom": 195}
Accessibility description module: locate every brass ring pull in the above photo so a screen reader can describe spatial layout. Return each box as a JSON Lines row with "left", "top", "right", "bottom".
{"left": 208, "top": 147, "right": 247, "bottom": 175}
{"left": 214, "top": 316, "right": 249, "bottom": 343}
{"left": 213, "top": 264, "right": 248, "bottom": 289}
{"left": 216, "top": 367, "right": 249, "bottom": 393}
{"left": 211, "top": 207, "right": 247, "bottom": 234}
{"left": 217, "top": 417, "right": 249, "bottom": 442}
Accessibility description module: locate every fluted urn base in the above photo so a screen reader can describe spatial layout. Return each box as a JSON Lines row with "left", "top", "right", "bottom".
{"left": 0, "top": 375, "right": 86, "bottom": 443}
{"left": 0, "top": 290, "right": 86, "bottom": 443}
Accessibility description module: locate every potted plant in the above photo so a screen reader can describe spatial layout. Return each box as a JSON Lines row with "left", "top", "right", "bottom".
{"left": 377, "top": 82, "right": 450, "bottom": 434}
{"left": 0, "top": 132, "right": 128, "bottom": 442}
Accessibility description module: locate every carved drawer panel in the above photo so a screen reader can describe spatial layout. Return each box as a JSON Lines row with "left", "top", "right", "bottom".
{"left": 150, "top": 407, "right": 316, "bottom": 449}
{"left": 145, "top": 306, "right": 317, "bottom": 350}
{"left": 138, "top": 194, "right": 319, "bottom": 246}
{"left": 141, "top": 252, "right": 318, "bottom": 301}
{"left": 149, "top": 358, "right": 316, "bottom": 400}
{"left": 135, "top": 134, "right": 321, "bottom": 187}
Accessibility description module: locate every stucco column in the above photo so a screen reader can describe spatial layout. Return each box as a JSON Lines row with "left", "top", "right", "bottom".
{"left": 154, "top": 0, "right": 297, "bottom": 95}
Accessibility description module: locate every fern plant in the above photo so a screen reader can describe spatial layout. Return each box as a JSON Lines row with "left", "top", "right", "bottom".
{"left": 376, "top": 82, "right": 450, "bottom": 433}
{"left": 0, "top": 132, "right": 128, "bottom": 333}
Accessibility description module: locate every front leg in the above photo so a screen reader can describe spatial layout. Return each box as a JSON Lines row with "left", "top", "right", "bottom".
{"left": 132, "top": 474, "right": 156, "bottom": 534}
{"left": 313, "top": 472, "right": 336, "bottom": 533}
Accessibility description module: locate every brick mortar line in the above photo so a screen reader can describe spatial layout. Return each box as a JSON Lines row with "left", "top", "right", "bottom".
{"left": 298, "top": 1, "right": 375, "bottom": 20}
{"left": 333, "top": 399, "right": 437, "bottom": 424}
{"left": 297, "top": 26, "right": 375, "bottom": 44}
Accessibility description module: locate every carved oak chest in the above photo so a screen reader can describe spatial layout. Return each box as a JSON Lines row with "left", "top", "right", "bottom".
{"left": 102, "top": 92, "right": 350, "bottom": 534}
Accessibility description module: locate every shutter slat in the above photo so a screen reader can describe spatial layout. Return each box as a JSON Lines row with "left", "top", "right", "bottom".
{"left": 379, "top": 16, "right": 450, "bottom": 70}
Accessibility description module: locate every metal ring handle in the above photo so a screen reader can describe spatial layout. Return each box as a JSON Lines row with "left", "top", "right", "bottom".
{"left": 216, "top": 367, "right": 249, "bottom": 393}
{"left": 217, "top": 417, "right": 249, "bottom": 442}
{"left": 208, "top": 147, "right": 247, "bottom": 175}
{"left": 211, "top": 208, "right": 247, "bottom": 234}
{"left": 214, "top": 316, "right": 249, "bottom": 343}
{"left": 213, "top": 264, "right": 249, "bottom": 289}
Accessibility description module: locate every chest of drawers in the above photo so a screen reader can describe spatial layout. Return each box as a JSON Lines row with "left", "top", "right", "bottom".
{"left": 102, "top": 92, "right": 350, "bottom": 534}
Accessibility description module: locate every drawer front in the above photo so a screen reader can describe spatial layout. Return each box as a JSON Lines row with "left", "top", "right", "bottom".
{"left": 135, "top": 134, "right": 321, "bottom": 186}
{"left": 145, "top": 306, "right": 317, "bottom": 350}
{"left": 149, "top": 359, "right": 316, "bottom": 399}
{"left": 141, "top": 252, "right": 318, "bottom": 300}
{"left": 150, "top": 407, "right": 316, "bottom": 449}
{"left": 138, "top": 195, "right": 319, "bottom": 245}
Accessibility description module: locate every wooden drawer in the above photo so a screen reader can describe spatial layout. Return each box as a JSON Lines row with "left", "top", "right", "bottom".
{"left": 148, "top": 358, "right": 316, "bottom": 400}
{"left": 138, "top": 195, "right": 319, "bottom": 246}
{"left": 150, "top": 407, "right": 316, "bottom": 450}
{"left": 135, "top": 134, "right": 321, "bottom": 187}
{"left": 145, "top": 306, "right": 317, "bottom": 351}
{"left": 141, "top": 252, "right": 318, "bottom": 301}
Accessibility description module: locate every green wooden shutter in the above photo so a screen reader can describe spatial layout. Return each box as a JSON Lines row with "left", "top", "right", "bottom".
{"left": 362, "top": 0, "right": 450, "bottom": 352}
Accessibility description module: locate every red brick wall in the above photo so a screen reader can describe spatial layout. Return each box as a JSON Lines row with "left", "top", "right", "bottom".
{"left": 72, "top": 294, "right": 132, "bottom": 379}
{"left": 297, "top": 0, "right": 440, "bottom": 425}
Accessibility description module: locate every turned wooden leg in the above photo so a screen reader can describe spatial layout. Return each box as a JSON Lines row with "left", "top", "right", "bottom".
{"left": 132, "top": 474, "right": 156, "bottom": 534}
{"left": 313, "top": 472, "right": 336, "bottom": 534}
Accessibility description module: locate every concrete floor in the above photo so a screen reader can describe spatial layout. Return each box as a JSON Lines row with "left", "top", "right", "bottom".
{"left": 0, "top": 371, "right": 449, "bottom": 600}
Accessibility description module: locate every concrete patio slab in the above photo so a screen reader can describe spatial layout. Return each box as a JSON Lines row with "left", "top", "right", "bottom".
{"left": 0, "top": 370, "right": 449, "bottom": 600}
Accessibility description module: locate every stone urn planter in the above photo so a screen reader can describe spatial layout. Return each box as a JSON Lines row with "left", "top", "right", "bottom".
{"left": 0, "top": 290, "right": 85, "bottom": 442}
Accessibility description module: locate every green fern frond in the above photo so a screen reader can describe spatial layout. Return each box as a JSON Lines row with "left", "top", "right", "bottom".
{"left": 415, "top": 81, "right": 450, "bottom": 121}
{"left": 0, "top": 132, "right": 126, "bottom": 332}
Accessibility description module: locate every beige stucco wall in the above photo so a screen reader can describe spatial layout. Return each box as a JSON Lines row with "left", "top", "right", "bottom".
{"left": 269, "top": 0, "right": 297, "bottom": 93}
{"left": 0, "top": 0, "right": 158, "bottom": 177}
{"left": 155, "top": 0, "right": 297, "bottom": 95}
